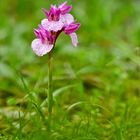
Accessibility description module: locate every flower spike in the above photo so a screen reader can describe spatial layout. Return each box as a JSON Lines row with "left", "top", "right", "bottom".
{"left": 31, "top": 1, "right": 80, "bottom": 56}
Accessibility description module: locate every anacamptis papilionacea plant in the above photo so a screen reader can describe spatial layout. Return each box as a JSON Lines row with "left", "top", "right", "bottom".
{"left": 31, "top": 1, "right": 80, "bottom": 129}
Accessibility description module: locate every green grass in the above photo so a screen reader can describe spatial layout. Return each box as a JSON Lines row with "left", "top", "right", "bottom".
{"left": 0, "top": 0, "right": 140, "bottom": 139}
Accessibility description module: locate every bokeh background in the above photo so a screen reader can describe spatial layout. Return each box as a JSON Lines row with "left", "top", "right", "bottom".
{"left": 0, "top": 0, "right": 140, "bottom": 139}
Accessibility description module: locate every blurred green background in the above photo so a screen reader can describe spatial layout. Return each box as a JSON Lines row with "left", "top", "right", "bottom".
{"left": 0, "top": 0, "right": 140, "bottom": 139}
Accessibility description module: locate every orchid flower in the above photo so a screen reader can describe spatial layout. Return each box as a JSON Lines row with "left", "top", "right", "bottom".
{"left": 31, "top": 25, "right": 54, "bottom": 56}
{"left": 31, "top": 1, "right": 80, "bottom": 56}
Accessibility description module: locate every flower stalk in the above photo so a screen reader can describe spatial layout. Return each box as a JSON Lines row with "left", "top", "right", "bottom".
{"left": 48, "top": 51, "right": 53, "bottom": 129}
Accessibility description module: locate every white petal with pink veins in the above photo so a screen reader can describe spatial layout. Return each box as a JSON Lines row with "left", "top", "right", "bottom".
{"left": 31, "top": 39, "right": 53, "bottom": 56}
{"left": 60, "top": 14, "right": 74, "bottom": 25}
{"left": 69, "top": 33, "right": 78, "bottom": 47}
{"left": 41, "top": 19, "right": 64, "bottom": 32}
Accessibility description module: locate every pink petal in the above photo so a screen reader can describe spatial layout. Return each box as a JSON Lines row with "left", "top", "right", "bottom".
{"left": 59, "top": 1, "right": 67, "bottom": 8}
{"left": 41, "top": 19, "right": 64, "bottom": 32}
{"left": 59, "top": 2, "right": 72, "bottom": 15}
{"left": 69, "top": 33, "right": 78, "bottom": 47}
{"left": 64, "top": 23, "right": 81, "bottom": 34}
{"left": 60, "top": 14, "right": 74, "bottom": 25}
{"left": 31, "top": 39, "right": 53, "bottom": 56}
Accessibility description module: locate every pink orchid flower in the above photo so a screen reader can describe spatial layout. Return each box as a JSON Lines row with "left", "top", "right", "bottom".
{"left": 41, "top": 2, "right": 74, "bottom": 32}
{"left": 31, "top": 25, "right": 55, "bottom": 56}
{"left": 64, "top": 22, "right": 80, "bottom": 46}
{"left": 31, "top": 1, "right": 80, "bottom": 56}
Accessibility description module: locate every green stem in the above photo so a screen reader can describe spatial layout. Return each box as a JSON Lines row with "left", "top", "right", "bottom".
{"left": 48, "top": 51, "right": 53, "bottom": 130}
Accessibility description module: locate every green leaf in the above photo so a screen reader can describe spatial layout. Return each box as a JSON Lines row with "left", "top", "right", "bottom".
{"left": 40, "top": 85, "right": 75, "bottom": 107}
{"left": 67, "top": 101, "right": 84, "bottom": 112}
{"left": 53, "top": 85, "right": 75, "bottom": 98}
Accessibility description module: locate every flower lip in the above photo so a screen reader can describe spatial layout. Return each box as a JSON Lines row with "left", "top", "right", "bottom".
{"left": 41, "top": 18, "right": 64, "bottom": 32}
{"left": 70, "top": 33, "right": 78, "bottom": 47}
{"left": 31, "top": 39, "right": 54, "bottom": 56}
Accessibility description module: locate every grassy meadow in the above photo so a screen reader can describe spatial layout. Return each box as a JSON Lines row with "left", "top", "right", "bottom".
{"left": 0, "top": 0, "right": 140, "bottom": 139}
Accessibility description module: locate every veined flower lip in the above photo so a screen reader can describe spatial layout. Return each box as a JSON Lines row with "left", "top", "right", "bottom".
{"left": 41, "top": 19, "right": 64, "bottom": 32}
{"left": 31, "top": 39, "right": 54, "bottom": 56}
